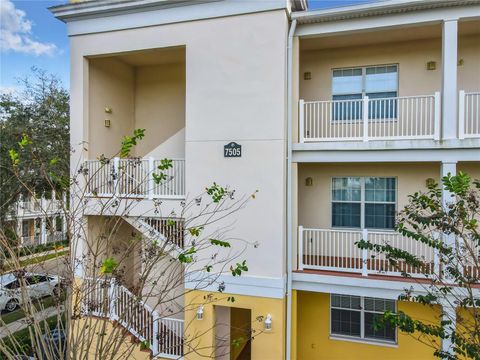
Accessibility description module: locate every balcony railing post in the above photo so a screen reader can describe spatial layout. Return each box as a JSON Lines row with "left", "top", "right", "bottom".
{"left": 109, "top": 279, "right": 116, "bottom": 320}
{"left": 299, "top": 99, "right": 305, "bottom": 143}
{"left": 148, "top": 157, "right": 155, "bottom": 200}
{"left": 298, "top": 225, "right": 304, "bottom": 271}
{"left": 434, "top": 91, "right": 441, "bottom": 141}
{"left": 458, "top": 90, "right": 465, "bottom": 139}
{"left": 113, "top": 157, "right": 120, "bottom": 196}
{"left": 363, "top": 96, "right": 369, "bottom": 142}
{"left": 361, "top": 228, "right": 368, "bottom": 276}
{"left": 152, "top": 310, "right": 160, "bottom": 355}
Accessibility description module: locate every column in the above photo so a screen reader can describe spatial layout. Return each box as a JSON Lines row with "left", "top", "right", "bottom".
{"left": 16, "top": 219, "right": 23, "bottom": 245}
{"left": 440, "top": 161, "right": 457, "bottom": 208}
{"left": 441, "top": 19, "right": 458, "bottom": 140}
{"left": 41, "top": 217, "right": 47, "bottom": 244}
{"left": 441, "top": 303, "right": 456, "bottom": 355}
{"left": 440, "top": 162, "right": 456, "bottom": 283}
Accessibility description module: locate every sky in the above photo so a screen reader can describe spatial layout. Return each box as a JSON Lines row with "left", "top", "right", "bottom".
{"left": 0, "top": 0, "right": 375, "bottom": 93}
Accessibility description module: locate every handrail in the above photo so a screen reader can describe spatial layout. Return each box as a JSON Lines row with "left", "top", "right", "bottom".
{"left": 82, "top": 278, "right": 184, "bottom": 358}
{"left": 300, "top": 93, "right": 440, "bottom": 142}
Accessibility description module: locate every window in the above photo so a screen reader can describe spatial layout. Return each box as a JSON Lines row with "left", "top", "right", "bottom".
{"left": 331, "top": 294, "right": 396, "bottom": 343}
{"left": 332, "top": 65, "right": 398, "bottom": 120}
{"left": 332, "top": 177, "right": 396, "bottom": 230}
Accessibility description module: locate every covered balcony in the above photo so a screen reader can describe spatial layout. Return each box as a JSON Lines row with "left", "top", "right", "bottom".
{"left": 294, "top": 161, "right": 480, "bottom": 279}
{"left": 84, "top": 46, "right": 186, "bottom": 201}
{"left": 296, "top": 20, "right": 480, "bottom": 144}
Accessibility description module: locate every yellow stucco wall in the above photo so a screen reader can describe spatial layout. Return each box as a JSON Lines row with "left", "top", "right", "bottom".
{"left": 184, "top": 290, "right": 285, "bottom": 360}
{"left": 295, "top": 291, "right": 441, "bottom": 360}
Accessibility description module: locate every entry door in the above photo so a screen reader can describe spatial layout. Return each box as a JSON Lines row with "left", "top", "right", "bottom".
{"left": 214, "top": 306, "right": 252, "bottom": 360}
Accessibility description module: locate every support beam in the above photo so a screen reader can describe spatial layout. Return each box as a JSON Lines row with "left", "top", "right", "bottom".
{"left": 441, "top": 304, "right": 456, "bottom": 356}
{"left": 41, "top": 217, "right": 47, "bottom": 245}
{"left": 16, "top": 219, "right": 22, "bottom": 246}
{"left": 441, "top": 19, "right": 458, "bottom": 140}
{"left": 440, "top": 161, "right": 457, "bottom": 208}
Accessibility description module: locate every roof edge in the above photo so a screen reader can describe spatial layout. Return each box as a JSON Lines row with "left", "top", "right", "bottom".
{"left": 294, "top": 0, "right": 480, "bottom": 24}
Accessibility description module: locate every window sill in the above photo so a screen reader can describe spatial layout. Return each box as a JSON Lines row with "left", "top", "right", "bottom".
{"left": 329, "top": 335, "right": 398, "bottom": 348}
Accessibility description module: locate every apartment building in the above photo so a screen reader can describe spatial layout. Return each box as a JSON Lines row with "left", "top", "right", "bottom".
{"left": 4, "top": 194, "right": 67, "bottom": 247}
{"left": 50, "top": 0, "right": 480, "bottom": 359}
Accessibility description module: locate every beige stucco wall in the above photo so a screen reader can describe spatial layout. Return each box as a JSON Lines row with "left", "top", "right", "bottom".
{"left": 88, "top": 58, "right": 135, "bottom": 158}
{"left": 86, "top": 216, "right": 141, "bottom": 287}
{"left": 458, "top": 34, "right": 480, "bottom": 93}
{"left": 299, "top": 34, "right": 479, "bottom": 101}
{"left": 458, "top": 161, "right": 480, "bottom": 180}
{"left": 297, "top": 162, "right": 440, "bottom": 229}
{"left": 134, "top": 62, "right": 186, "bottom": 157}
{"left": 72, "top": 9, "right": 289, "bottom": 280}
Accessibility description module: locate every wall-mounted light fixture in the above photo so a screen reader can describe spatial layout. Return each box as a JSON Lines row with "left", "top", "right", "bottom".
{"left": 104, "top": 106, "right": 112, "bottom": 114}
{"left": 264, "top": 314, "right": 272, "bottom": 331}
{"left": 458, "top": 59, "right": 464, "bottom": 66}
{"left": 305, "top": 177, "right": 313, "bottom": 186}
{"left": 426, "top": 61, "right": 437, "bottom": 70}
{"left": 196, "top": 305, "right": 204, "bottom": 320}
{"left": 304, "top": 72, "right": 312, "bottom": 80}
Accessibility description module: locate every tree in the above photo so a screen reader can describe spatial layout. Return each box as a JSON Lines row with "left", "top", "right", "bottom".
{"left": 357, "top": 172, "right": 480, "bottom": 360}
{"left": 0, "top": 128, "right": 262, "bottom": 360}
{"left": 0, "top": 68, "right": 70, "bottom": 224}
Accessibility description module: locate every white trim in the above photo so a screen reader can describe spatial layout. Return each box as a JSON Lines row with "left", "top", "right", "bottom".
{"left": 292, "top": 271, "right": 430, "bottom": 299}
{"left": 330, "top": 294, "right": 398, "bottom": 345}
{"left": 185, "top": 273, "right": 285, "bottom": 299}
{"left": 294, "top": 5, "right": 480, "bottom": 37}
{"left": 292, "top": 147, "right": 480, "bottom": 163}
{"left": 329, "top": 335, "right": 399, "bottom": 348}
{"left": 52, "top": 0, "right": 289, "bottom": 36}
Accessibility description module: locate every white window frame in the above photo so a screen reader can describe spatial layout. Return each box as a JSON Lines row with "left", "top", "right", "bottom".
{"left": 331, "top": 64, "right": 399, "bottom": 122}
{"left": 331, "top": 176, "right": 398, "bottom": 231}
{"left": 329, "top": 294, "right": 398, "bottom": 345}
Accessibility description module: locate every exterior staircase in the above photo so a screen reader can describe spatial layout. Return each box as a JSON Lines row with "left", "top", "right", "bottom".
{"left": 123, "top": 216, "right": 185, "bottom": 257}
{"left": 83, "top": 277, "right": 184, "bottom": 359}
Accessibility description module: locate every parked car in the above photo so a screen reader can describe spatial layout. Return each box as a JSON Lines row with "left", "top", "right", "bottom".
{"left": 0, "top": 272, "right": 61, "bottom": 312}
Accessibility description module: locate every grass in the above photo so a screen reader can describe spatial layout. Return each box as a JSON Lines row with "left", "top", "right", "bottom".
{"left": 19, "top": 250, "right": 68, "bottom": 267}
{"left": 0, "top": 313, "right": 65, "bottom": 358}
{"left": 0, "top": 295, "right": 63, "bottom": 325}
{"left": 3, "top": 250, "right": 68, "bottom": 272}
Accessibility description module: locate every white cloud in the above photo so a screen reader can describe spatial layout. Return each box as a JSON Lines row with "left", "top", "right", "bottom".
{"left": 0, "top": 0, "right": 57, "bottom": 56}
{"left": 0, "top": 86, "right": 18, "bottom": 95}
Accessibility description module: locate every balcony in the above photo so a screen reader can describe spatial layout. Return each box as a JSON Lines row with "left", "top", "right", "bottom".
{"left": 299, "top": 94, "right": 440, "bottom": 142}
{"left": 459, "top": 91, "right": 480, "bottom": 139}
{"left": 298, "top": 227, "right": 435, "bottom": 278}
{"left": 84, "top": 157, "right": 186, "bottom": 199}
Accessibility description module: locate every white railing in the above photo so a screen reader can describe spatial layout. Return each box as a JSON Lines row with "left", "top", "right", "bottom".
{"left": 84, "top": 157, "right": 185, "bottom": 199}
{"left": 298, "top": 227, "right": 435, "bottom": 278}
{"left": 82, "top": 278, "right": 184, "bottom": 359}
{"left": 299, "top": 93, "right": 440, "bottom": 142}
{"left": 46, "top": 231, "right": 64, "bottom": 243}
{"left": 459, "top": 90, "right": 480, "bottom": 139}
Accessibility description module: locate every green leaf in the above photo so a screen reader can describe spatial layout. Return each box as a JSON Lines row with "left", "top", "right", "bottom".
{"left": 100, "top": 257, "right": 118, "bottom": 274}
{"left": 178, "top": 247, "right": 196, "bottom": 263}
{"left": 8, "top": 149, "right": 19, "bottom": 166}
{"left": 18, "top": 134, "right": 32, "bottom": 149}
{"left": 157, "top": 158, "right": 173, "bottom": 171}
{"left": 120, "top": 128, "right": 145, "bottom": 157}
{"left": 230, "top": 260, "right": 248, "bottom": 277}
{"left": 210, "top": 239, "right": 231, "bottom": 248}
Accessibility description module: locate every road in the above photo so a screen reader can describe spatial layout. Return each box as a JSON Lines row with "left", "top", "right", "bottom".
{"left": 25, "top": 253, "right": 70, "bottom": 278}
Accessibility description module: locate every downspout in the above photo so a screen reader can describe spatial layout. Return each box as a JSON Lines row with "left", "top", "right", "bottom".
{"left": 286, "top": 17, "right": 297, "bottom": 360}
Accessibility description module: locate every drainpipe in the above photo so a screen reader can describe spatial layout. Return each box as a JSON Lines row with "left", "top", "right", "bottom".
{"left": 286, "top": 18, "right": 297, "bottom": 360}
